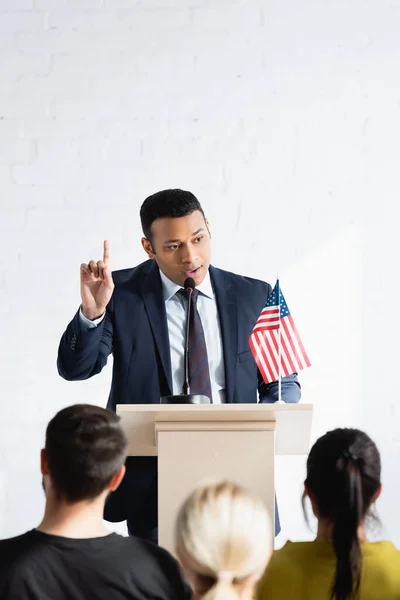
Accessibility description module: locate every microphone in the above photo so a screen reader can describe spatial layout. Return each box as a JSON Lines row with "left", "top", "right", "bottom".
{"left": 160, "top": 276, "right": 211, "bottom": 405}
{"left": 183, "top": 277, "right": 195, "bottom": 292}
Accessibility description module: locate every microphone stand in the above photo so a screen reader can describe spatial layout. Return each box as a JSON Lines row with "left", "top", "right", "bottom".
{"left": 161, "top": 280, "right": 210, "bottom": 405}
{"left": 181, "top": 285, "right": 192, "bottom": 395}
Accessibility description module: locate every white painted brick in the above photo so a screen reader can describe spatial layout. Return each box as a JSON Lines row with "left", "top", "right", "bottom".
{"left": 50, "top": 92, "right": 119, "bottom": 119}
{"left": 0, "top": 269, "right": 5, "bottom": 292}
{"left": 0, "top": 118, "right": 24, "bottom": 139}
{"left": 68, "top": 0, "right": 103, "bottom": 7}
{"left": 101, "top": 139, "right": 141, "bottom": 165}
{"left": 22, "top": 117, "right": 101, "bottom": 138}
{"left": 4, "top": 184, "right": 65, "bottom": 206}
{"left": 34, "top": 0, "right": 68, "bottom": 8}
{"left": 48, "top": 8, "right": 119, "bottom": 31}
{"left": 115, "top": 7, "right": 189, "bottom": 30}
{"left": 0, "top": 165, "right": 13, "bottom": 186}
{"left": 25, "top": 205, "right": 129, "bottom": 232}
{"left": 108, "top": 0, "right": 203, "bottom": 7}
{"left": 0, "top": 233, "right": 26, "bottom": 270}
{"left": 0, "top": 33, "right": 15, "bottom": 53}
{"left": 0, "top": 52, "right": 50, "bottom": 78}
{"left": 36, "top": 139, "right": 79, "bottom": 165}
{"left": 103, "top": 0, "right": 140, "bottom": 5}
{"left": 100, "top": 117, "right": 169, "bottom": 139}
{"left": 0, "top": 208, "right": 25, "bottom": 232}
{"left": 0, "top": 87, "right": 50, "bottom": 119}
{"left": 191, "top": 6, "right": 261, "bottom": 30}
{"left": 0, "top": 291, "right": 12, "bottom": 316}
{"left": 0, "top": 11, "right": 47, "bottom": 33}
{"left": 64, "top": 184, "right": 133, "bottom": 206}
{"left": 0, "top": 140, "right": 33, "bottom": 166}
{"left": 77, "top": 165, "right": 135, "bottom": 186}
{"left": 15, "top": 30, "right": 78, "bottom": 52}
{"left": 12, "top": 164, "right": 82, "bottom": 185}
{"left": 0, "top": 0, "right": 34, "bottom": 8}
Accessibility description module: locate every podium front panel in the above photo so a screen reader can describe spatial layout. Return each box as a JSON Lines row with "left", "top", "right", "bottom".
{"left": 156, "top": 420, "right": 275, "bottom": 554}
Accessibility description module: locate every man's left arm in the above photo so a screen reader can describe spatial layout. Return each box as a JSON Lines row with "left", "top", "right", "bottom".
{"left": 258, "top": 372, "right": 301, "bottom": 404}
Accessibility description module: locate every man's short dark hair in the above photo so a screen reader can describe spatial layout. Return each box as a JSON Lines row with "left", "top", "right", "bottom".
{"left": 45, "top": 404, "right": 128, "bottom": 503}
{"left": 140, "top": 189, "right": 205, "bottom": 243}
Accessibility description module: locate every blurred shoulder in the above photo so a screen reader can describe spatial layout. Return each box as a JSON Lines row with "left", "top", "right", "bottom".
{"left": 257, "top": 542, "right": 308, "bottom": 600}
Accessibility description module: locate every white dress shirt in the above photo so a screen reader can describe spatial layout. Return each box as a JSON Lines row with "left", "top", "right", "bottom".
{"left": 159, "top": 269, "right": 226, "bottom": 403}
{"left": 79, "top": 268, "right": 226, "bottom": 403}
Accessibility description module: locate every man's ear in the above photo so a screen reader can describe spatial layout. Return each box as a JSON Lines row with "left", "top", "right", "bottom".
{"left": 141, "top": 237, "right": 156, "bottom": 259}
{"left": 304, "top": 481, "right": 320, "bottom": 518}
{"left": 108, "top": 465, "right": 126, "bottom": 493}
{"left": 304, "top": 480, "right": 311, "bottom": 498}
{"left": 40, "top": 449, "right": 49, "bottom": 476}
{"left": 372, "top": 484, "right": 382, "bottom": 503}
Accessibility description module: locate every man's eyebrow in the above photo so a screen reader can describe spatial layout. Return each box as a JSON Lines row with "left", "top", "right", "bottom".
{"left": 163, "top": 228, "right": 204, "bottom": 244}
{"left": 192, "top": 228, "right": 204, "bottom": 236}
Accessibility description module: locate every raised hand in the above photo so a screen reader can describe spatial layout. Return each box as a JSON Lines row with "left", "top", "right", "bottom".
{"left": 80, "top": 240, "right": 115, "bottom": 320}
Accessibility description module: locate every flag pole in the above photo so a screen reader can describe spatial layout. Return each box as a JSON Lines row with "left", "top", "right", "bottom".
{"left": 277, "top": 277, "right": 282, "bottom": 403}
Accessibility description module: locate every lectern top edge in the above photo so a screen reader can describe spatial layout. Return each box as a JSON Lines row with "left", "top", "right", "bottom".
{"left": 117, "top": 403, "right": 313, "bottom": 413}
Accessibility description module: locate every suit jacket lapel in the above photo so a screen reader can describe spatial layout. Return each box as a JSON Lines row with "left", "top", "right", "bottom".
{"left": 139, "top": 261, "right": 172, "bottom": 395}
{"left": 210, "top": 265, "right": 238, "bottom": 404}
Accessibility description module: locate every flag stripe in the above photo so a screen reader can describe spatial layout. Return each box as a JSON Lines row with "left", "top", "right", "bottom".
{"left": 249, "top": 334, "right": 271, "bottom": 381}
{"left": 281, "top": 317, "right": 307, "bottom": 371}
{"left": 253, "top": 320, "right": 279, "bottom": 331}
{"left": 273, "top": 329, "right": 291, "bottom": 376}
{"left": 259, "top": 331, "right": 280, "bottom": 378}
{"left": 287, "top": 314, "right": 311, "bottom": 367}
{"left": 257, "top": 316, "right": 280, "bottom": 323}
{"left": 256, "top": 332, "right": 278, "bottom": 382}
{"left": 261, "top": 306, "right": 279, "bottom": 314}
{"left": 279, "top": 324, "right": 298, "bottom": 374}
{"left": 280, "top": 320, "right": 302, "bottom": 371}
{"left": 249, "top": 333, "right": 275, "bottom": 382}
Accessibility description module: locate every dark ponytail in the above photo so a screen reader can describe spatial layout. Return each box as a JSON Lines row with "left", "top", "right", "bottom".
{"left": 331, "top": 457, "right": 363, "bottom": 599}
{"left": 304, "top": 429, "right": 381, "bottom": 600}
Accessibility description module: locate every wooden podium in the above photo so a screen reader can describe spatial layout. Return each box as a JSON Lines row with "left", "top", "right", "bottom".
{"left": 117, "top": 403, "right": 313, "bottom": 553}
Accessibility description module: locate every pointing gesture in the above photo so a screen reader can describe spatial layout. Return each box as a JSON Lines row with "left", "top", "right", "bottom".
{"left": 103, "top": 239, "right": 110, "bottom": 265}
{"left": 80, "top": 240, "right": 115, "bottom": 320}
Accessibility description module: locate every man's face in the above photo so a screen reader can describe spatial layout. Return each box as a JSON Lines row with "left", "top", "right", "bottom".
{"left": 142, "top": 210, "right": 211, "bottom": 287}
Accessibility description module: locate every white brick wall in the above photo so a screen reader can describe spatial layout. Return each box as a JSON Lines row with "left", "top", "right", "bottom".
{"left": 1, "top": 0, "right": 400, "bottom": 547}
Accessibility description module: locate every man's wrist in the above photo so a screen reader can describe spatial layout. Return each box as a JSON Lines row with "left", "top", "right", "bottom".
{"left": 81, "top": 306, "right": 105, "bottom": 321}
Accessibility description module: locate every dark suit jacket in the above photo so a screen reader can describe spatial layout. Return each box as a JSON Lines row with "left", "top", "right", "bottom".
{"left": 58, "top": 260, "right": 300, "bottom": 406}
{"left": 57, "top": 261, "right": 300, "bottom": 534}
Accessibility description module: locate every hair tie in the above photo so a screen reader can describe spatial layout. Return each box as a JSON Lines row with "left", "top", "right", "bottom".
{"left": 218, "top": 571, "right": 233, "bottom": 581}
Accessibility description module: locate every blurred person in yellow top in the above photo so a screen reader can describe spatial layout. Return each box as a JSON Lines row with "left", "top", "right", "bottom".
{"left": 257, "top": 428, "right": 400, "bottom": 600}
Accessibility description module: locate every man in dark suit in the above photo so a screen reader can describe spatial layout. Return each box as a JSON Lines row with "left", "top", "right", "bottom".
{"left": 57, "top": 189, "right": 300, "bottom": 542}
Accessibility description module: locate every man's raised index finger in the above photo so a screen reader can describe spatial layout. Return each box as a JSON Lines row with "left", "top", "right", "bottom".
{"left": 103, "top": 239, "right": 110, "bottom": 264}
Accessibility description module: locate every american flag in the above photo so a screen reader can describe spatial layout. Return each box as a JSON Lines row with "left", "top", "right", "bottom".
{"left": 249, "top": 280, "right": 311, "bottom": 384}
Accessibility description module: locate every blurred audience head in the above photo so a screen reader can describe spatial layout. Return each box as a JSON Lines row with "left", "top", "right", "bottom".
{"left": 175, "top": 480, "right": 272, "bottom": 600}
{"left": 304, "top": 428, "right": 381, "bottom": 600}
{"left": 42, "top": 403, "right": 128, "bottom": 503}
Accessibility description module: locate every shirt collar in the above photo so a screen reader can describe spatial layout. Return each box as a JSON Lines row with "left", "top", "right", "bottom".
{"left": 159, "top": 269, "right": 214, "bottom": 302}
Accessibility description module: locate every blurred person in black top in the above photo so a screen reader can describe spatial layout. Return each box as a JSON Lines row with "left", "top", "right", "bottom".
{"left": 0, "top": 404, "right": 190, "bottom": 600}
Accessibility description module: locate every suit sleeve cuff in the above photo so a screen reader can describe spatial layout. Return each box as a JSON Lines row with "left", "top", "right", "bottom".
{"left": 79, "top": 307, "right": 106, "bottom": 329}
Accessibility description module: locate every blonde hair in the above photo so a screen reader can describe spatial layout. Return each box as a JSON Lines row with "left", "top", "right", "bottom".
{"left": 175, "top": 480, "right": 272, "bottom": 600}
